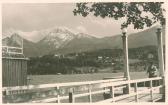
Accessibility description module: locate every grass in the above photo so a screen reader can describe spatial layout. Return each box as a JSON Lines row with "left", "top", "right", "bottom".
{"left": 29, "top": 71, "right": 148, "bottom": 85}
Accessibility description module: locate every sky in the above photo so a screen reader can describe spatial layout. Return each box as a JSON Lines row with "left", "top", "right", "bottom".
{"left": 2, "top": 3, "right": 164, "bottom": 42}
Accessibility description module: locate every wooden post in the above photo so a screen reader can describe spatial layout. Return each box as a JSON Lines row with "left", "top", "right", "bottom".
{"left": 88, "top": 84, "right": 92, "bottom": 103}
{"left": 134, "top": 83, "right": 138, "bottom": 102}
{"left": 56, "top": 86, "right": 60, "bottom": 103}
{"left": 69, "top": 92, "right": 73, "bottom": 103}
{"left": 110, "top": 86, "right": 114, "bottom": 99}
{"left": 156, "top": 26, "right": 165, "bottom": 96}
{"left": 7, "top": 46, "right": 9, "bottom": 53}
{"left": 150, "top": 80, "right": 153, "bottom": 101}
{"left": 21, "top": 38, "right": 23, "bottom": 54}
{"left": 121, "top": 29, "right": 130, "bottom": 94}
{"left": 69, "top": 88, "right": 74, "bottom": 103}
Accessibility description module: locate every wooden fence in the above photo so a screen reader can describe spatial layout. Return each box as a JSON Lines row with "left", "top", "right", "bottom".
{"left": 2, "top": 77, "right": 163, "bottom": 103}
{"left": 2, "top": 46, "right": 23, "bottom": 55}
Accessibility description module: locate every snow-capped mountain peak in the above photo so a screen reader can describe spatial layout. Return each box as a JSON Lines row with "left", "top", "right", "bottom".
{"left": 2, "top": 33, "right": 23, "bottom": 47}
{"left": 39, "top": 27, "right": 77, "bottom": 48}
{"left": 2, "top": 28, "right": 20, "bottom": 39}
{"left": 76, "top": 33, "right": 95, "bottom": 39}
{"left": 3, "top": 26, "right": 96, "bottom": 49}
{"left": 46, "top": 26, "right": 78, "bottom": 34}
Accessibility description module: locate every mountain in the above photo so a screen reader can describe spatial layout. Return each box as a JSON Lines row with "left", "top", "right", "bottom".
{"left": 2, "top": 26, "right": 165, "bottom": 57}
{"left": 3, "top": 27, "right": 96, "bottom": 56}
{"left": 55, "top": 34, "right": 122, "bottom": 54}
{"left": 52, "top": 33, "right": 99, "bottom": 54}
{"left": 2, "top": 33, "right": 23, "bottom": 47}
{"left": 36, "top": 28, "right": 97, "bottom": 55}
{"left": 23, "top": 39, "right": 40, "bottom": 57}
{"left": 52, "top": 26, "right": 165, "bottom": 54}
{"left": 128, "top": 26, "right": 165, "bottom": 48}
{"left": 37, "top": 27, "right": 76, "bottom": 48}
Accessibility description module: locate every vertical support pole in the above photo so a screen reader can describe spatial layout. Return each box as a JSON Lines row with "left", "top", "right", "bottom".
{"left": 110, "top": 86, "right": 114, "bottom": 102}
{"left": 122, "top": 33, "right": 130, "bottom": 80}
{"left": 134, "top": 83, "right": 138, "bottom": 102}
{"left": 150, "top": 80, "right": 153, "bottom": 102}
{"left": 69, "top": 92, "right": 74, "bottom": 103}
{"left": 21, "top": 37, "right": 23, "bottom": 54}
{"left": 6, "top": 90, "right": 10, "bottom": 96}
{"left": 156, "top": 27, "right": 165, "bottom": 77}
{"left": 88, "top": 84, "right": 92, "bottom": 103}
{"left": 156, "top": 27, "right": 165, "bottom": 96}
{"left": 6, "top": 46, "right": 9, "bottom": 53}
{"left": 69, "top": 88, "right": 75, "bottom": 103}
{"left": 122, "top": 31, "right": 130, "bottom": 94}
{"left": 56, "top": 86, "right": 60, "bottom": 103}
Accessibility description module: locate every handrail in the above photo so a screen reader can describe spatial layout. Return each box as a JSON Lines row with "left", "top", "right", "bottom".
{"left": 98, "top": 85, "right": 163, "bottom": 103}
{"left": 97, "top": 77, "right": 163, "bottom": 103}
{"left": 2, "top": 57, "right": 28, "bottom": 60}
{"left": 3, "top": 77, "right": 162, "bottom": 91}
{"left": 2, "top": 46, "right": 23, "bottom": 55}
{"left": 3, "top": 77, "right": 126, "bottom": 91}
{"left": 2, "top": 46, "right": 23, "bottom": 49}
{"left": 104, "top": 77, "right": 162, "bottom": 87}
{"left": 3, "top": 77, "right": 163, "bottom": 103}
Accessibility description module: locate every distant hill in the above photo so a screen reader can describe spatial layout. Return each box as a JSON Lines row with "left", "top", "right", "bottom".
{"left": 23, "top": 39, "right": 40, "bottom": 57}
{"left": 128, "top": 26, "right": 165, "bottom": 48}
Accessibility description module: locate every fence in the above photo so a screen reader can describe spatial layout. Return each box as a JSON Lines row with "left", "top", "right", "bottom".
{"left": 2, "top": 77, "right": 163, "bottom": 103}
{"left": 98, "top": 77, "right": 163, "bottom": 102}
{"left": 2, "top": 46, "right": 23, "bottom": 56}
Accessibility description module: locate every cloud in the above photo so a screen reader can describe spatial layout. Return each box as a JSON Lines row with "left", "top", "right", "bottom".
{"left": 2, "top": 3, "right": 150, "bottom": 40}
{"left": 76, "top": 26, "right": 87, "bottom": 33}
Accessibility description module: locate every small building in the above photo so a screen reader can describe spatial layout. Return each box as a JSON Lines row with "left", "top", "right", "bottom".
{"left": 2, "top": 35, "right": 28, "bottom": 87}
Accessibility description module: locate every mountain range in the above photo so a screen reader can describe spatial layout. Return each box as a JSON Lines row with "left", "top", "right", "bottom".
{"left": 2, "top": 26, "right": 165, "bottom": 57}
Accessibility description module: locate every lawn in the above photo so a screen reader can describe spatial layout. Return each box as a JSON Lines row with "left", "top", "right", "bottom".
{"left": 28, "top": 71, "right": 148, "bottom": 85}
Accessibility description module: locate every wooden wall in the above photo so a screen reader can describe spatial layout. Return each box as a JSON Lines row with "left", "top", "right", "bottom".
{"left": 2, "top": 58, "right": 28, "bottom": 87}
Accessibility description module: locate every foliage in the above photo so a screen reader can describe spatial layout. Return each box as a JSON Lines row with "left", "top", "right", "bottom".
{"left": 27, "top": 46, "right": 160, "bottom": 75}
{"left": 28, "top": 54, "right": 99, "bottom": 75}
{"left": 73, "top": 2, "right": 165, "bottom": 29}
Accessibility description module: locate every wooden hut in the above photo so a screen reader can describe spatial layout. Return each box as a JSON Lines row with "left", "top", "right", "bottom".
{"left": 2, "top": 46, "right": 28, "bottom": 87}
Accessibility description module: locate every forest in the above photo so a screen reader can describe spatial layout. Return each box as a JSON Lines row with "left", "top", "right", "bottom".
{"left": 27, "top": 46, "right": 160, "bottom": 75}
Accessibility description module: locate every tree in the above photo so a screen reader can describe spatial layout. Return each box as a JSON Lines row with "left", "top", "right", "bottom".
{"left": 73, "top": 2, "right": 165, "bottom": 29}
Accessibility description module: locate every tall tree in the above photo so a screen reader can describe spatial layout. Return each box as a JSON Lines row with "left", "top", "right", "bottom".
{"left": 73, "top": 2, "right": 165, "bottom": 29}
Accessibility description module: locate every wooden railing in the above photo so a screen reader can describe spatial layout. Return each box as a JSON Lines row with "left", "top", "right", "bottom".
{"left": 98, "top": 77, "right": 163, "bottom": 103}
{"left": 2, "top": 46, "right": 23, "bottom": 55}
{"left": 2, "top": 77, "right": 163, "bottom": 103}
